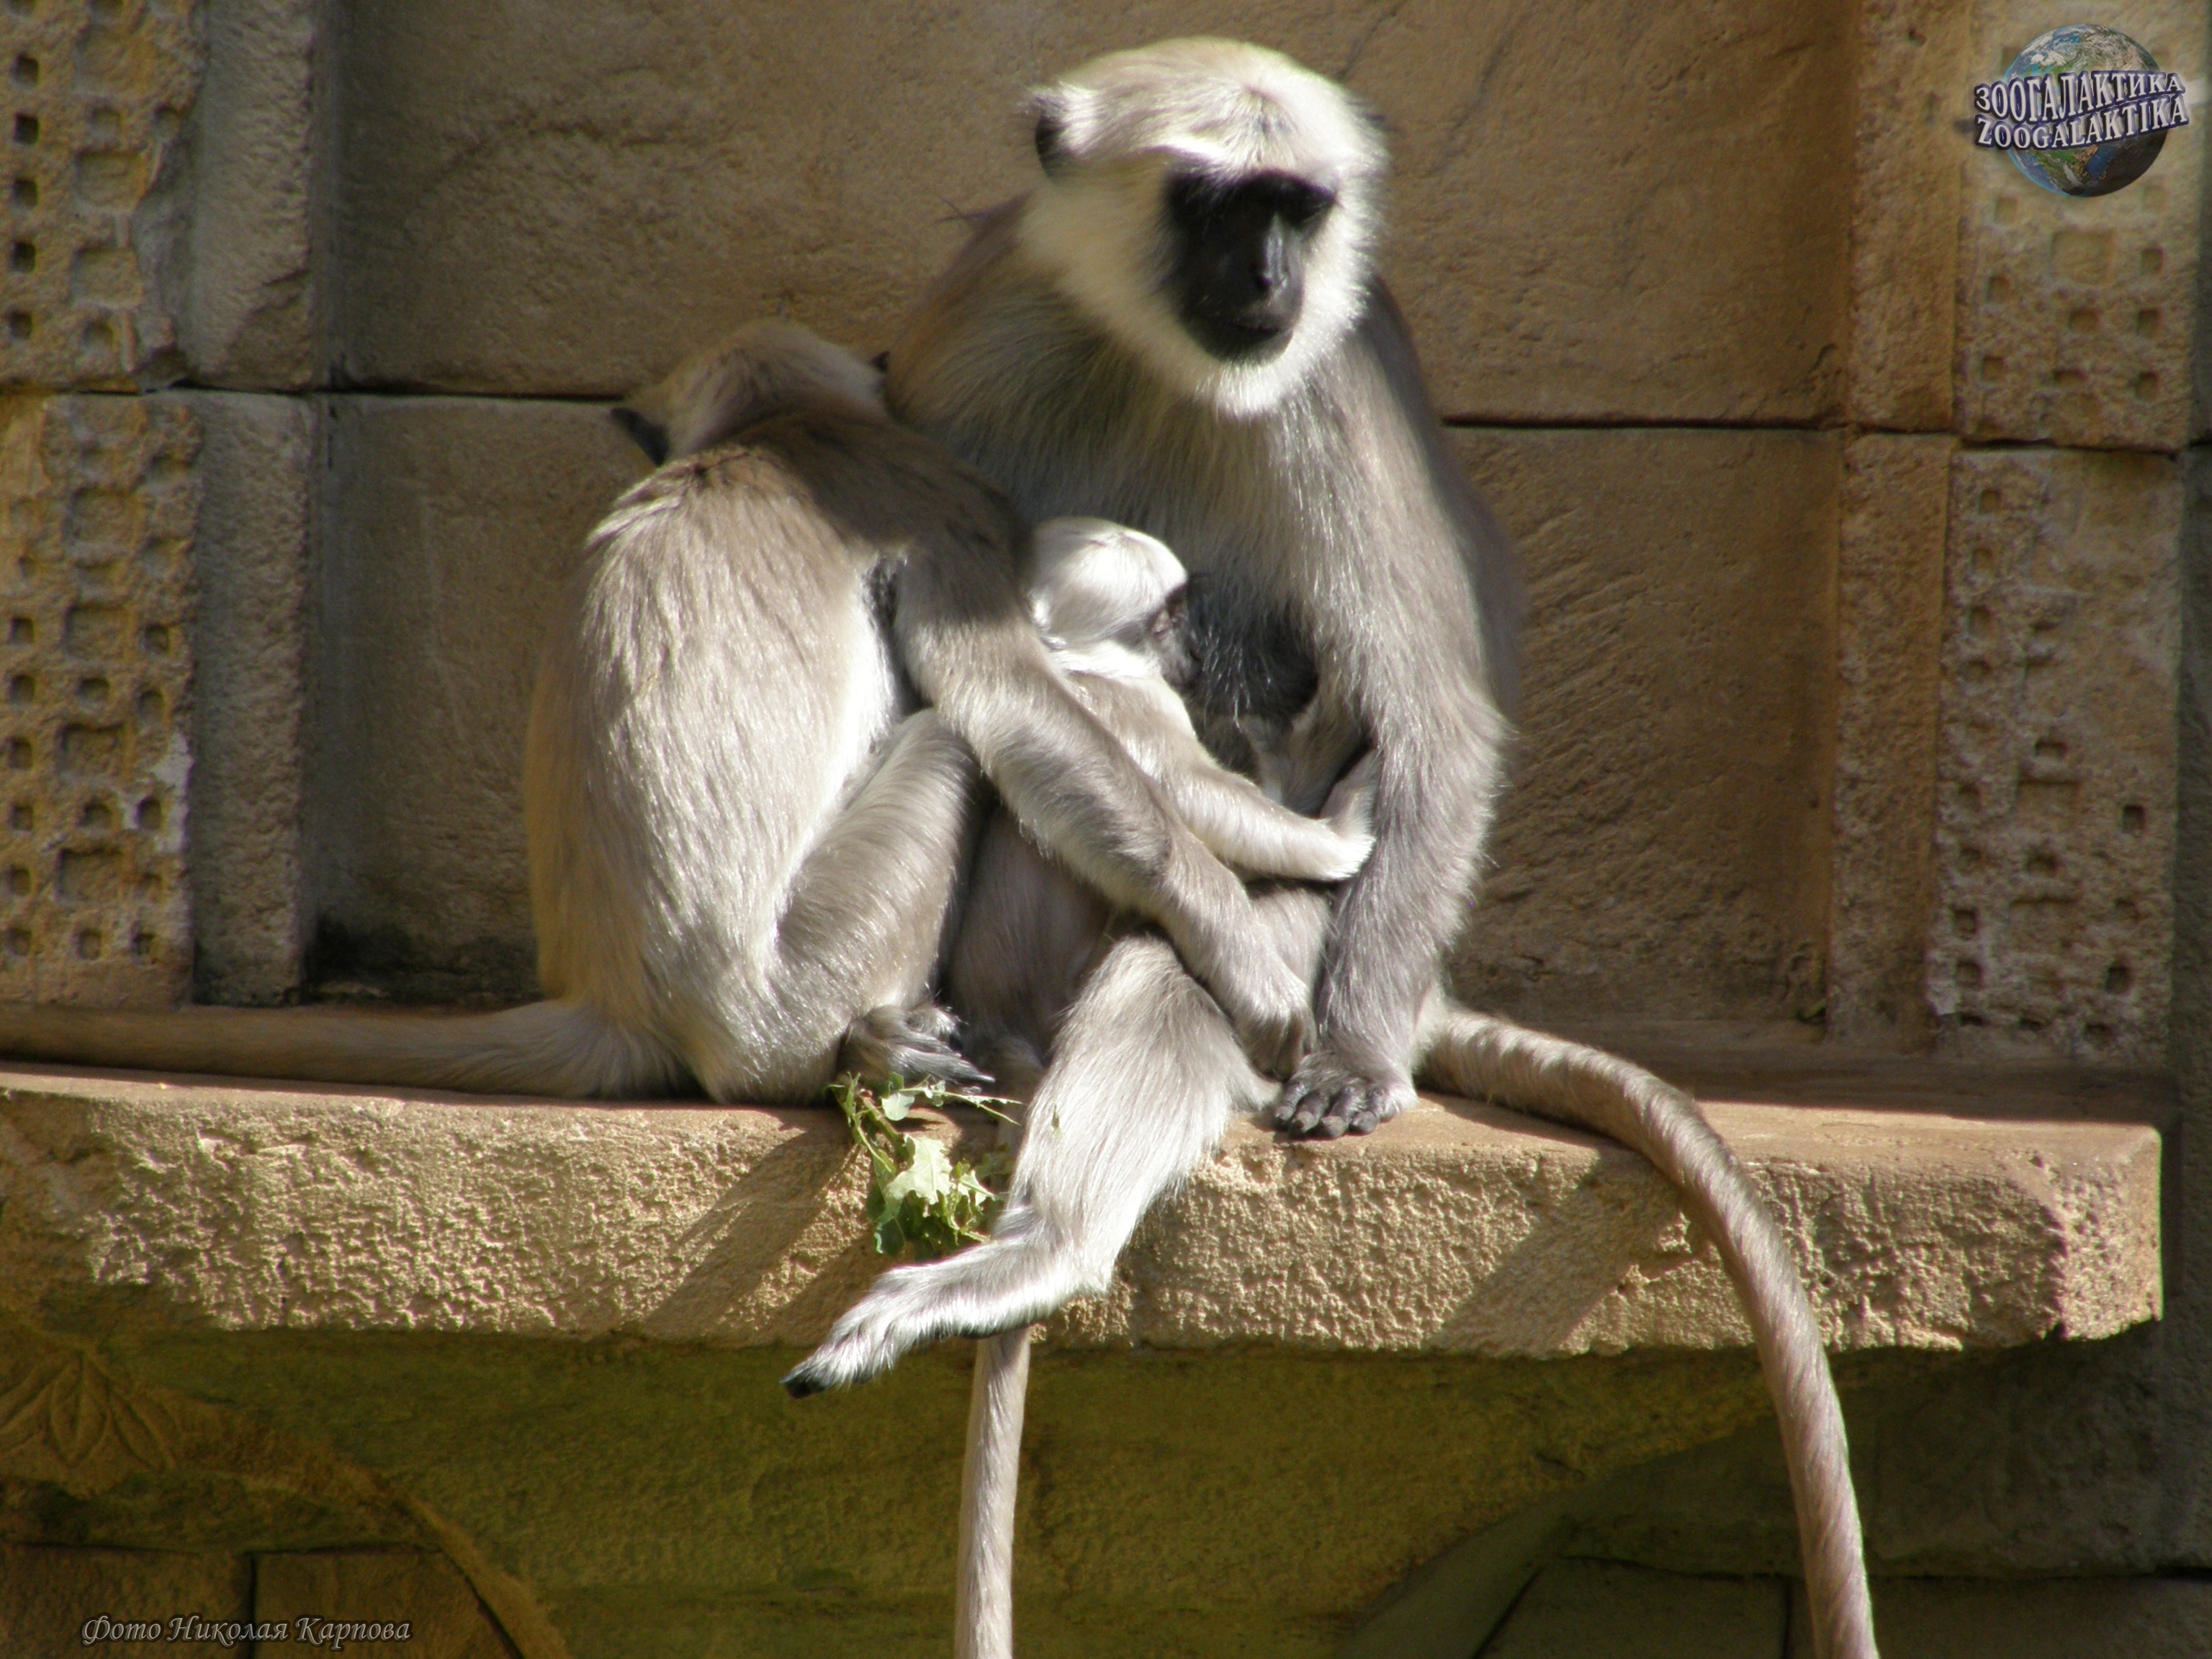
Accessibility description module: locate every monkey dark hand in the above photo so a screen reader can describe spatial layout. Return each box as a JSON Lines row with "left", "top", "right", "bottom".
{"left": 1266, "top": 1050, "right": 1414, "bottom": 1138}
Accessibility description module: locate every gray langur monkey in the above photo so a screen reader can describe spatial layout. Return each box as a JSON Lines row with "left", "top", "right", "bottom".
{"left": 0, "top": 321, "right": 1320, "bottom": 1106}
{"left": 786, "top": 40, "right": 1877, "bottom": 1659}
{"left": 950, "top": 514, "right": 1374, "bottom": 1090}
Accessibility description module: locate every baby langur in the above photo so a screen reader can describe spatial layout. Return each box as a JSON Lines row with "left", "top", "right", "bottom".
{"left": 950, "top": 516, "right": 1372, "bottom": 1090}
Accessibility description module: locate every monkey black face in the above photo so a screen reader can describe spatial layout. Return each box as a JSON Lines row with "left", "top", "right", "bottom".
{"left": 1162, "top": 171, "right": 1335, "bottom": 361}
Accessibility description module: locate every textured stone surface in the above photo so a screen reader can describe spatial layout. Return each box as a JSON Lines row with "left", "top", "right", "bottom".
{"left": 176, "top": 390, "right": 311, "bottom": 1004}
{"left": 0, "top": 1060, "right": 2161, "bottom": 1356}
{"left": 1953, "top": 2, "right": 2206, "bottom": 451}
{"left": 154, "top": 0, "right": 320, "bottom": 389}
{"left": 1452, "top": 428, "right": 1836, "bottom": 1024}
{"left": 2176, "top": 451, "right": 2212, "bottom": 1563}
{"left": 0, "top": 1, "right": 201, "bottom": 392}
{"left": 1846, "top": 0, "right": 1970, "bottom": 429}
{"left": 324, "top": 1, "right": 1849, "bottom": 423}
{"left": 305, "top": 397, "right": 644, "bottom": 999}
{"left": 1479, "top": 1560, "right": 1786, "bottom": 1659}
{"left": 255, "top": 1550, "right": 520, "bottom": 1659}
{"left": 0, "top": 1543, "right": 251, "bottom": 1658}
{"left": 0, "top": 1053, "right": 2166, "bottom": 1658}
{"left": 0, "top": 394, "right": 195, "bottom": 1009}
{"left": 1930, "top": 447, "right": 2180, "bottom": 1061}
{"left": 1829, "top": 434, "right": 1954, "bottom": 1043}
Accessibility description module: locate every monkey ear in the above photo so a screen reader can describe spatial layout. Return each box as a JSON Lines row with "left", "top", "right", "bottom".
{"left": 610, "top": 405, "right": 670, "bottom": 466}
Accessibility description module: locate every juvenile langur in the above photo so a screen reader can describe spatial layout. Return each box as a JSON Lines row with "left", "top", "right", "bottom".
{"left": 939, "top": 516, "right": 1367, "bottom": 1650}
{"left": 951, "top": 515, "right": 1372, "bottom": 1087}
{"left": 0, "top": 323, "right": 1318, "bottom": 1105}
{"left": 786, "top": 40, "right": 1877, "bottom": 1659}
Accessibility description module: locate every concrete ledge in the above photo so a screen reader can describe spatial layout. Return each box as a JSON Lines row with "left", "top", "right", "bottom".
{"left": 0, "top": 1051, "right": 2163, "bottom": 1359}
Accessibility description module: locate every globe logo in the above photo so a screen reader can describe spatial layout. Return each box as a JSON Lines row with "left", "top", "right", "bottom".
{"left": 1970, "top": 24, "right": 2189, "bottom": 197}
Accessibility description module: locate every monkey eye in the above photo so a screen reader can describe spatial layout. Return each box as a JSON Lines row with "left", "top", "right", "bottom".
{"left": 1270, "top": 179, "right": 1336, "bottom": 232}
{"left": 1165, "top": 172, "right": 1334, "bottom": 236}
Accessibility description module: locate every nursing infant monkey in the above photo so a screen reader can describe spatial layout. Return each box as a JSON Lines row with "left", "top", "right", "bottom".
{"left": 0, "top": 36, "right": 1876, "bottom": 1659}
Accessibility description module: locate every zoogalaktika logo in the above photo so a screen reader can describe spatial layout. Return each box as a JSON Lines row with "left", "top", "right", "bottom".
{"left": 1972, "top": 24, "right": 2188, "bottom": 197}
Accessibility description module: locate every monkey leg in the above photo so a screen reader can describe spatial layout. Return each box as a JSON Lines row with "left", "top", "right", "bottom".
{"left": 684, "top": 709, "right": 985, "bottom": 1102}
{"left": 785, "top": 887, "right": 1330, "bottom": 1395}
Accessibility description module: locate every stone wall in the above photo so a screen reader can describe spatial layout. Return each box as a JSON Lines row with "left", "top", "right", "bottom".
{"left": 0, "top": 1, "right": 2203, "bottom": 1655}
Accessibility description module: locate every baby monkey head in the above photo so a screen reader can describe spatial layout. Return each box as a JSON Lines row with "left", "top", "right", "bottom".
{"left": 1028, "top": 518, "right": 1196, "bottom": 691}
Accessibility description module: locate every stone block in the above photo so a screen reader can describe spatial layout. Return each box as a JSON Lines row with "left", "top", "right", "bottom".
{"left": 324, "top": 2, "right": 1850, "bottom": 423}
{"left": 0, "top": 0, "right": 318, "bottom": 395}
{"left": 156, "top": 0, "right": 322, "bottom": 390}
{"left": 1953, "top": 2, "right": 2206, "bottom": 450}
{"left": 255, "top": 1550, "right": 518, "bottom": 1659}
{"left": 1480, "top": 1560, "right": 1786, "bottom": 1659}
{"left": 1350, "top": 0, "right": 1853, "bottom": 424}
{"left": 1931, "top": 446, "right": 2180, "bottom": 1062}
{"left": 1829, "top": 434, "right": 1954, "bottom": 1044}
{"left": 0, "top": 1543, "right": 250, "bottom": 1658}
{"left": 306, "top": 395, "right": 645, "bottom": 999}
{"left": 0, "top": 1, "right": 200, "bottom": 391}
{"left": 1799, "top": 1575, "right": 2212, "bottom": 1658}
{"left": 0, "top": 393, "right": 196, "bottom": 1009}
{"left": 1449, "top": 427, "right": 1837, "bottom": 1025}
{"left": 1847, "top": 1, "right": 1972, "bottom": 429}
{"left": 174, "top": 390, "right": 313, "bottom": 1004}
{"left": 0, "top": 1061, "right": 2159, "bottom": 1357}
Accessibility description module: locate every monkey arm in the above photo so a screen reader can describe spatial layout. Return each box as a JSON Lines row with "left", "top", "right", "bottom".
{"left": 1153, "top": 759, "right": 1371, "bottom": 882}
{"left": 1271, "top": 298, "right": 1523, "bottom": 1138}
{"left": 1070, "top": 675, "right": 1374, "bottom": 882}
{"left": 893, "top": 552, "right": 1313, "bottom": 1074}
{"left": 1271, "top": 688, "right": 1506, "bottom": 1135}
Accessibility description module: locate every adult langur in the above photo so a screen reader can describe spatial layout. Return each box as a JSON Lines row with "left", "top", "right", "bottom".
{"left": 0, "top": 323, "right": 1316, "bottom": 1104}
{"left": 783, "top": 40, "right": 1878, "bottom": 1659}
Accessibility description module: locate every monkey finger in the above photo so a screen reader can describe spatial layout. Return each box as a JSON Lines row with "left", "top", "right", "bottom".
{"left": 1342, "top": 1082, "right": 1396, "bottom": 1137}
{"left": 1312, "top": 1079, "right": 1370, "bottom": 1138}
{"left": 1283, "top": 1084, "right": 1331, "bottom": 1136}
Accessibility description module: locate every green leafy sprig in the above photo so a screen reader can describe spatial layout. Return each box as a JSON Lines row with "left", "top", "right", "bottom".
{"left": 827, "top": 1074, "right": 1018, "bottom": 1260}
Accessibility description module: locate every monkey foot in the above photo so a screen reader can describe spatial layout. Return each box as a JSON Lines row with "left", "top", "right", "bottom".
{"left": 783, "top": 1215, "right": 1082, "bottom": 1398}
{"left": 837, "top": 1002, "right": 993, "bottom": 1092}
{"left": 1266, "top": 1054, "right": 1413, "bottom": 1139}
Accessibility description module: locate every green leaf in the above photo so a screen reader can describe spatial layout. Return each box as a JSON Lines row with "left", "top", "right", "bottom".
{"left": 873, "top": 1216, "right": 904, "bottom": 1256}
{"left": 904, "top": 1137, "right": 953, "bottom": 1203}
{"left": 879, "top": 1090, "right": 916, "bottom": 1122}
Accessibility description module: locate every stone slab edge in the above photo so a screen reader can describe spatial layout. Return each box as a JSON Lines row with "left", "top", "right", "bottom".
{"left": 0, "top": 1062, "right": 2160, "bottom": 1360}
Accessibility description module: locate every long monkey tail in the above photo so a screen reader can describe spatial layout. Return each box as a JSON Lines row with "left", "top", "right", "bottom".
{"left": 958, "top": 1327, "right": 1029, "bottom": 1659}
{"left": 1416, "top": 1001, "right": 1877, "bottom": 1659}
{"left": 0, "top": 999, "right": 685, "bottom": 1100}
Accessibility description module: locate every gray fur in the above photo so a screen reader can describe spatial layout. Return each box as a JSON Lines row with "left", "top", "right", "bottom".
{"left": 786, "top": 40, "right": 1876, "bottom": 1659}
{"left": 0, "top": 323, "right": 1314, "bottom": 1103}
{"left": 948, "top": 516, "right": 1372, "bottom": 1087}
